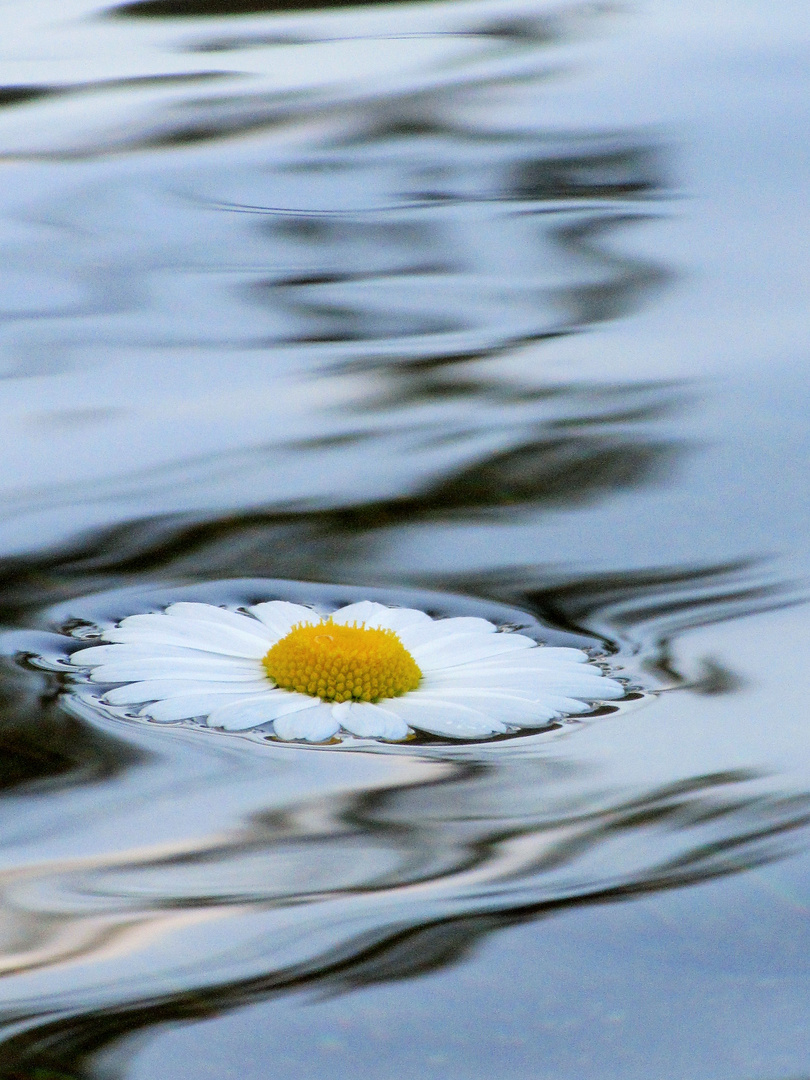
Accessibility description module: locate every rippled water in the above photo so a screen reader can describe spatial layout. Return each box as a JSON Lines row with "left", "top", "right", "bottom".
{"left": 0, "top": 0, "right": 809, "bottom": 1076}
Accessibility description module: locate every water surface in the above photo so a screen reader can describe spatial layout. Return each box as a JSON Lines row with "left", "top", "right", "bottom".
{"left": 0, "top": 0, "right": 809, "bottom": 1076}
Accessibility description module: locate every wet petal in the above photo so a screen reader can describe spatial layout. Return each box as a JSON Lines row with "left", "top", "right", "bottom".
{"left": 106, "top": 614, "right": 270, "bottom": 658}
{"left": 68, "top": 596, "right": 623, "bottom": 743}
{"left": 384, "top": 696, "right": 507, "bottom": 739}
{"left": 464, "top": 647, "right": 591, "bottom": 669}
{"left": 164, "top": 602, "right": 273, "bottom": 641}
{"left": 423, "top": 664, "right": 597, "bottom": 685}
{"left": 248, "top": 601, "right": 319, "bottom": 639}
{"left": 71, "top": 642, "right": 257, "bottom": 666}
{"left": 397, "top": 617, "right": 497, "bottom": 651}
{"left": 273, "top": 704, "right": 340, "bottom": 742}
{"left": 332, "top": 701, "right": 409, "bottom": 741}
{"left": 89, "top": 658, "right": 264, "bottom": 683}
{"left": 330, "top": 602, "right": 400, "bottom": 628}
{"left": 207, "top": 690, "right": 319, "bottom": 731}
{"left": 409, "top": 632, "right": 535, "bottom": 671}
{"left": 330, "top": 602, "right": 434, "bottom": 636}
{"left": 105, "top": 678, "right": 270, "bottom": 705}
{"left": 423, "top": 667, "right": 624, "bottom": 699}
{"left": 360, "top": 606, "right": 435, "bottom": 633}
{"left": 416, "top": 688, "right": 561, "bottom": 725}
{"left": 141, "top": 692, "right": 262, "bottom": 723}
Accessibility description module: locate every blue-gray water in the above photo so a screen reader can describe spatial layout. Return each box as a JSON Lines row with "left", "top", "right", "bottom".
{"left": 0, "top": 0, "right": 809, "bottom": 1076}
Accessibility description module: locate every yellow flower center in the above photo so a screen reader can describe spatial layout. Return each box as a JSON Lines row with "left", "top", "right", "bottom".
{"left": 262, "top": 619, "right": 422, "bottom": 704}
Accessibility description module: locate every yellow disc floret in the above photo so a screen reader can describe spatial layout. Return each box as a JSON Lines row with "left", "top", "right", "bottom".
{"left": 262, "top": 619, "right": 422, "bottom": 704}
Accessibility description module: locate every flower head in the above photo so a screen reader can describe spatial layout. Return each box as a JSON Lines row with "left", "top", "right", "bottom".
{"left": 68, "top": 600, "right": 624, "bottom": 742}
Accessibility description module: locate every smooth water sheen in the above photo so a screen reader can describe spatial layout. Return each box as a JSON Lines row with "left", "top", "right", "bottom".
{"left": 0, "top": 0, "right": 809, "bottom": 1076}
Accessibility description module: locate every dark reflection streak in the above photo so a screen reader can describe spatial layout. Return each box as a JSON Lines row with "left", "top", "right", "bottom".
{"left": 525, "top": 560, "right": 767, "bottom": 624}
{"left": 269, "top": 264, "right": 455, "bottom": 286}
{"left": 0, "top": 377, "right": 687, "bottom": 620}
{"left": 3, "top": 774, "right": 808, "bottom": 1077}
{"left": 553, "top": 214, "right": 674, "bottom": 325}
{"left": 513, "top": 147, "right": 664, "bottom": 202}
{"left": 210, "top": 200, "right": 655, "bottom": 216}
{"left": 0, "top": 72, "right": 229, "bottom": 111}
{"left": 0, "top": 87, "right": 60, "bottom": 108}
{"left": 188, "top": 30, "right": 548, "bottom": 53}
{"left": 113, "top": 0, "right": 617, "bottom": 29}
{"left": 184, "top": 8, "right": 565, "bottom": 50}
{"left": 451, "top": 561, "right": 799, "bottom": 674}
{"left": 407, "top": 438, "right": 678, "bottom": 516}
{"left": 336, "top": 762, "right": 493, "bottom": 886}
{"left": 121, "top": 764, "right": 499, "bottom": 903}
{"left": 211, "top": 200, "right": 460, "bottom": 216}
{"left": 113, "top": 0, "right": 423, "bottom": 14}
{"left": 608, "top": 583, "right": 790, "bottom": 630}
{"left": 204, "top": 203, "right": 660, "bottom": 226}
{"left": 201, "top": 140, "right": 672, "bottom": 345}
{"left": 0, "top": 661, "right": 146, "bottom": 796}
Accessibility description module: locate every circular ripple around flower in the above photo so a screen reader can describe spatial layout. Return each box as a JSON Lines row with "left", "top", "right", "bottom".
{"left": 12, "top": 579, "right": 628, "bottom": 746}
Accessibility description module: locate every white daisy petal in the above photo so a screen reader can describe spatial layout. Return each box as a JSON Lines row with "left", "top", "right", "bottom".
{"left": 397, "top": 617, "right": 497, "bottom": 650}
{"left": 503, "top": 673, "right": 624, "bottom": 700}
{"left": 431, "top": 617, "right": 499, "bottom": 635}
{"left": 383, "top": 696, "right": 508, "bottom": 739}
{"left": 89, "top": 659, "right": 264, "bottom": 683}
{"left": 423, "top": 667, "right": 624, "bottom": 700}
{"left": 517, "top": 646, "right": 590, "bottom": 663}
{"left": 207, "top": 690, "right": 319, "bottom": 731}
{"left": 107, "top": 614, "right": 270, "bottom": 658}
{"left": 141, "top": 692, "right": 263, "bottom": 723}
{"left": 409, "top": 632, "right": 535, "bottom": 671}
{"left": 332, "top": 701, "right": 410, "bottom": 741}
{"left": 593, "top": 678, "right": 624, "bottom": 698}
{"left": 416, "top": 688, "right": 588, "bottom": 725}
{"left": 329, "top": 601, "right": 410, "bottom": 629}
{"left": 164, "top": 602, "right": 273, "bottom": 641}
{"left": 104, "top": 679, "right": 271, "bottom": 705}
{"left": 248, "top": 601, "right": 319, "bottom": 639}
{"left": 331, "top": 603, "right": 450, "bottom": 638}
{"left": 534, "top": 694, "right": 596, "bottom": 713}
{"left": 366, "top": 608, "right": 436, "bottom": 634}
{"left": 273, "top": 704, "right": 340, "bottom": 742}
{"left": 435, "top": 683, "right": 615, "bottom": 713}
{"left": 523, "top": 693, "right": 597, "bottom": 715}
{"left": 71, "top": 642, "right": 257, "bottom": 666}
{"left": 522, "top": 677, "right": 624, "bottom": 699}
{"left": 68, "top": 597, "right": 626, "bottom": 744}
{"left": 423, "top": 663, "right": 600, "bottom": 684}
{"left": 463, "top": 647, "right": 591, "bottom": 670}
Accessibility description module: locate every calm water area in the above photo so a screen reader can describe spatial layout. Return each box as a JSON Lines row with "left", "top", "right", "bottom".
{"left": 0, "top": 0, "right": 809, "bottom": 1076}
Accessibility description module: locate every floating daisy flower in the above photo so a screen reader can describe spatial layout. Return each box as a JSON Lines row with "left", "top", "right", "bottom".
{"left": 67, "top": 600, "right": 624, "bottom": 742}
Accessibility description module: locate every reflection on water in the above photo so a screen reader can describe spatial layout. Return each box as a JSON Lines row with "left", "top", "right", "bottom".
{"left": 0, "top": 119, "right": 672, "bottom": 554}
{"left": 0, "top": 377, "right": 686, "bottom": 621}
{"left": 0, "top": 576, "right": 807, "bottom": 1077}
{"left": 1, "top": 715, "right": 808, "bottom": 1076}
{"left": 0, "top": 0, "right": 809, "bottom": 1076}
